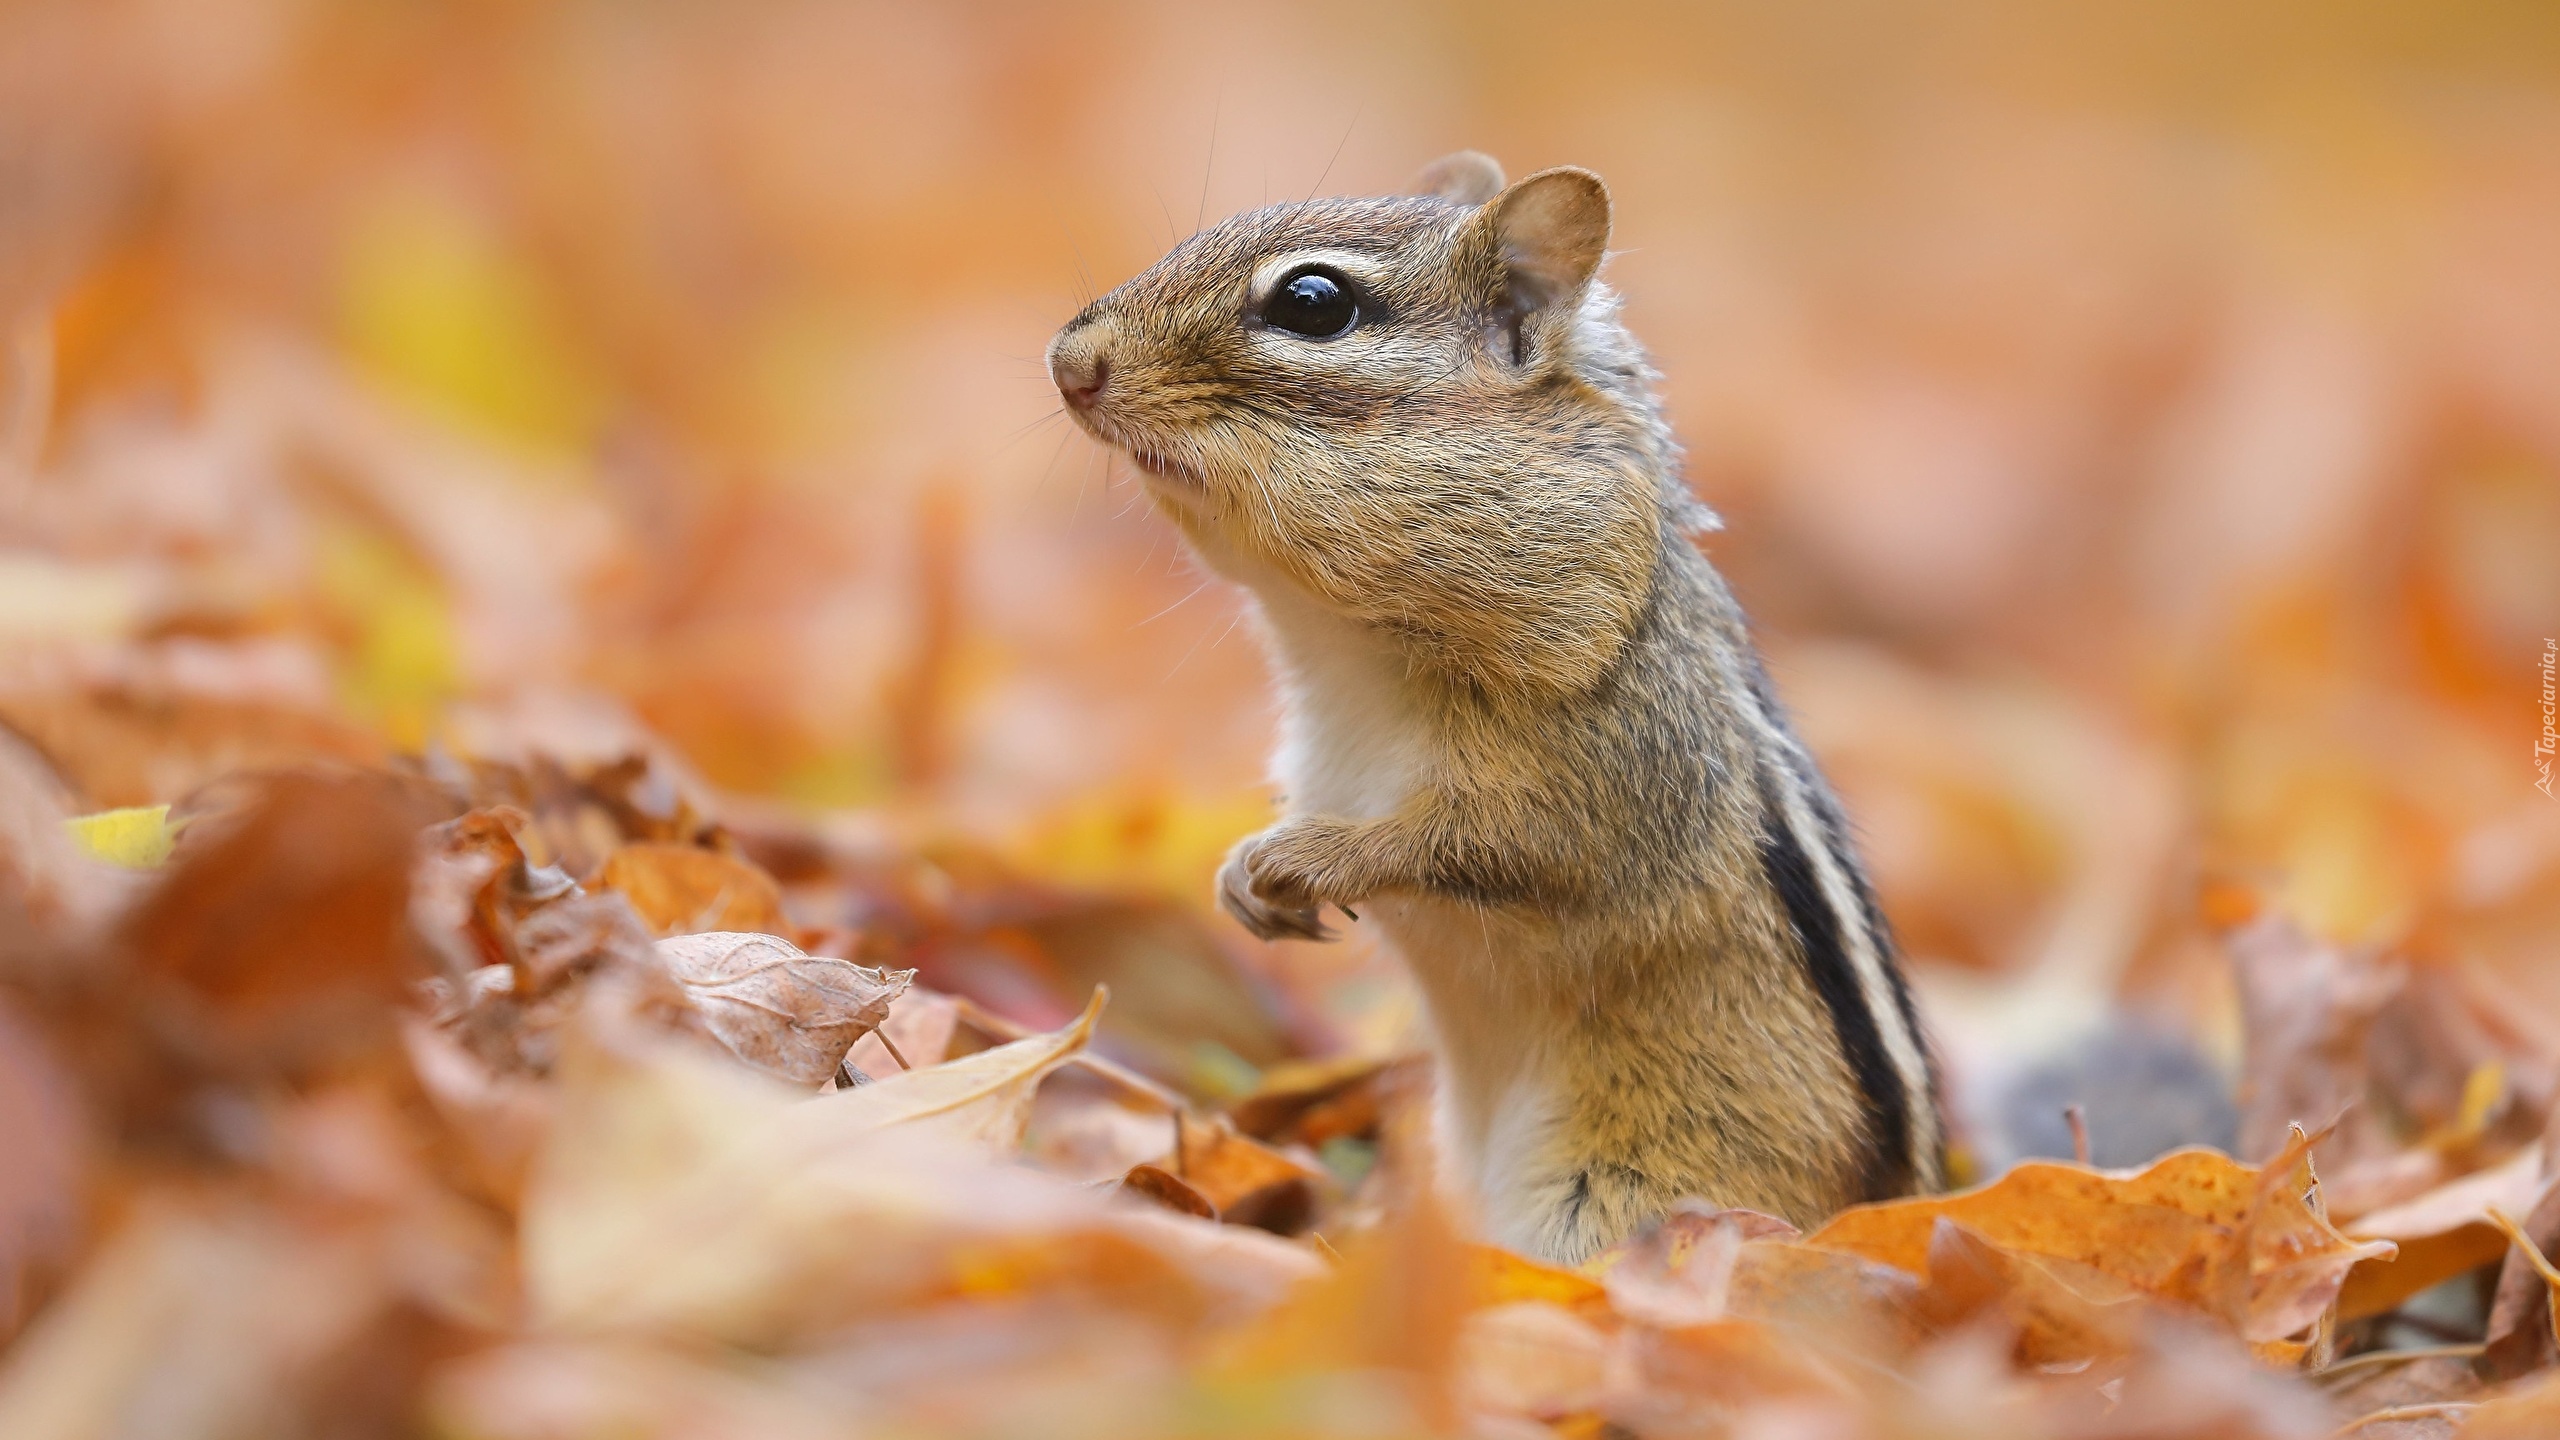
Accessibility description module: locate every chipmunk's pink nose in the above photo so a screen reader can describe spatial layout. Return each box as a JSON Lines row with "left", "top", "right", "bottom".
{"left": 1048, "top": 328, "right": 1111, "bottom": 410}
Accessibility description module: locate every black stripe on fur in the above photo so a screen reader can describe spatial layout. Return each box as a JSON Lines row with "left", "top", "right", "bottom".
{"left": 1756, "top": 768, "right": 1913, "bottom": 1200}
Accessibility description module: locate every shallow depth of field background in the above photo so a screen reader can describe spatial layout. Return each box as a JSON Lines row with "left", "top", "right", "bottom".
{"left": 6, "top": 0, "right": 2559, "bottom": 1145}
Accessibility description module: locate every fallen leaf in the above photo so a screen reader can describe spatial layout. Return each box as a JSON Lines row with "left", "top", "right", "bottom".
{"left": 1807, "top": 1137, "right": 2391, "bottom": 1361}
{"left": 1470, "top": 1245, "right": 1613, "bottom": 1325}
{"left": 844, "top": 984, "right": 959, "bottom": 1076}
{"left": 1457, "top": 1301, "right": 1621, "bottom": 1419}
{"left": 2481, "top": 1127, "right": 2560, "bottom": 1381}
{"left": 1228, "top": 1054, "right": 1413, "bottom": 1148}
{"left": 1912, "top": 1218, "right": 2147, "bottom": 1366}
{"left": 653, "top": 931, "right": 913, "bottom": 1088}
{"left": 2338, "top": 1144, "right": 2545, "bottom": 1322}
{"left": 1123, "top": 1162, "right": 1216, "bottom": 1220}
{"left": 520, "top": 987, "right": 1285, "bottom": 1348}
{"left": 0, "top": 730, "right": 128, "bottom": 968}
{"left": 2483, "top": 1204, "right": 2560, "bottom": 1353}
{"left": 2229, "top": 916, "right": 2405, "bottom": 1173}
{"left": 0, "top": 1000, "right": 81, "bottom": 1345}
{"left": 426, "top": 1339, "right": 848, "bottom": 1440}
{"left": 594, "top": 842, "right": 789, "bottom": 937}
{"left": 1024, "top": 1068, "right": 1178, "bottom": 1183}
{"left": 819, "top": 987, "right": 1105, "bottom": 1149}
{"left": 0, "top": 1202, "right": 397, "bottom": 1440}
{"left": 2460, "top": 1372, "right": 2560, "bottom": 1439}
{"left": 1174, "top": 1110, "right": 1327, "bottom": 1235}
{"left": 118, "top": 769, "right": 441, "bottom": 1080}
{"left": 61, "top": 806, "right": 175, "bottom": 869}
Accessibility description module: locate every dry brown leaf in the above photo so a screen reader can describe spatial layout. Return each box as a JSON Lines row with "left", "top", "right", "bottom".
{"left": 2230, "top": 916, "right": 2406, "bottom": 1172}
{"left": 1228, "top": 1054, "right": 1413, "bottom": 1148}
{"left": 0, "top": 1202, "right": 399, "bottom": 1440}
{"left": 426, "top": 1339, "right": 849, "bottom": 1440}
{"left": 520, "top": 989, "right": 1291, "bottom": 1349}
{"left": 819, "top": 987, "right": 1105, "bottom": 1149}
{"left": 653, "top": 931, "right": 913, "bottom": 1088}
{"left": 2459, "top": 1372, "right": 2560, "bottom": 1439}
{"left": 592, "top": 842, "right": 789, "bottom": 938}
{"left": 1122, "top": 1162, "right": 1216, "bottom": 1220}
{"left": 1174, "top": 1110, "right": 1327, "bottom": 1235}
{"left": 1205, "top": 1139, "right": 1470, "bottom": 1434}
{"left": 2338, "top": 1144, "right": 2545, "bottom": 1322}
{"left": 844, "top": 984, "right": 959, "bottom": 1077}
{"left": 945, "top": 993, "right": 1187, "bottom": 1113}
{"left": 400, "top": 1015, "right": 553, "bottom": 1208}
{"left": 1457, "top": 1301, "right": 1622, "bottom": 1419}
{"left": 0, "top": 686, "right": 386, "bottom": 816}
{"left": 1808, "top": 1138, "right": 2391, "bottom": 1361}
{"left": 1024, "top": 1068, "right": 1179, "bottom": 1183}
{"left": 1595, "top": 1206, "right": 1761, "bottom": 1330}
{"left": 2481, "top": 1112, "right": 2560, "bottom": 1382}
{"left": 117, "top": 770, "right": 441, "bottom": 1080}
{"left": 1628, "top": 1315, "right": 1859, "bottom": 1418}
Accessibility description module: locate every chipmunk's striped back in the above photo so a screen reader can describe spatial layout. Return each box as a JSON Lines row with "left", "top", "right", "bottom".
{"left": 1742, "top": 658, "right": 1944, "bottom": 1200}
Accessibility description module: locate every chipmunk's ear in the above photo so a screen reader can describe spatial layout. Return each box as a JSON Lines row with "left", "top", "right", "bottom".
{"left": 1472, "top": 167, "right": 1611, "bottom": 315}
{"left": 1407, "top": 151, "right": 1505, "bottom": 204}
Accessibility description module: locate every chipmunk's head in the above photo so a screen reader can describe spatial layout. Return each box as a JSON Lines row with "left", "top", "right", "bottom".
{"left": 1049, "top": 154, "right": 1692, "bottom": 695}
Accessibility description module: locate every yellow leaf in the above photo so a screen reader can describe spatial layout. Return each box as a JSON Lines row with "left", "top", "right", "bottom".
{"left": 314, "top": 525, "right": 458, "bottom": 750}
{"left": 63, "top": 805, "right": 175, "bottom": 868}
{"left": 338, "top": 187, "right": 605, "bottom": 456}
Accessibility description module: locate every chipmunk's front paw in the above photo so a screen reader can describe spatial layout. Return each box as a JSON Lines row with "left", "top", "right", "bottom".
{"left": 1216, "top": 820, "right": 1356, "bottom": 943}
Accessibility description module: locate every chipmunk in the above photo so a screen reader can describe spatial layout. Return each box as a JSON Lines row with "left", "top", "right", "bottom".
{"left": 1048, "top": 151, "right": 1943, "bottom": 1261}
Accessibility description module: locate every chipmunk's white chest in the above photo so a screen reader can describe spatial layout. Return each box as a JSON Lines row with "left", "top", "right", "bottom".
{"left": 1239, "top": 578, "right": 1436, "bottom": 820}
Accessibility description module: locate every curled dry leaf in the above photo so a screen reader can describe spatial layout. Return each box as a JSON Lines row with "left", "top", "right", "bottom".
{"left": 1174, "top": 1110, "right": 1328, "bottom": 1235}
{"left": 817, "top": 986, "right": 1104, "bottom": 1148}
{"left": 653, "top": 931, "right": 913, "bottom": 1089}
{"left": 1228, "top": 1054, "right": 1416, "bottom": 1148}
{"left": 2482, "top": 1171, "right": 2560, "bottom": 1381}
{"left": 1121, "top": 1162, "right": 1216, "bottom": 1220}
{"left": 593, "top": 843, "right": 789, "bottom": 938}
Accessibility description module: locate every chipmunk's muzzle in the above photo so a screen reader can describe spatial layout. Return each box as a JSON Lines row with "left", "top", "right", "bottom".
{"left": 1047, "top": 317, "right": 1114, "bottom": 415}
{"left": 1046, "top": 313, "right": 1212, "bottom": 489}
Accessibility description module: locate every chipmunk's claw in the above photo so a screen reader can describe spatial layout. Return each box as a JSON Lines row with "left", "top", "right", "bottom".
{"left": 1217, "top": 826, "right": 1340, "bottom": 943}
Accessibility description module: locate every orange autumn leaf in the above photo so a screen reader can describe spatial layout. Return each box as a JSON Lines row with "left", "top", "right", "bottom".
{"left": 1807, "top": 1135, "right": 2391, "bottom": 1360}
{"left": 592, "top": 842, "right": 789, "bottom": 938}
{"left": 1468, "top": 1244, "right": 1614, "bottom": 1324}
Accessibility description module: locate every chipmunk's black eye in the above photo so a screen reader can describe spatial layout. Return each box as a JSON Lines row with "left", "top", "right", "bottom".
{"left": 1260, "top": 268, "right": 1358, "bottom": 339}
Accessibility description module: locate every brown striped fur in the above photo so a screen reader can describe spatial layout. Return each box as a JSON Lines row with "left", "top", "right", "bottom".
{"left": 1048, "top": 154, "right": 1943, "bottom": 1260}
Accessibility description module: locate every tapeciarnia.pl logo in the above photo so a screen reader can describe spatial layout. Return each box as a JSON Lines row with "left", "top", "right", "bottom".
{"left": 2539, "top": 638, "right": 2556, "bottom": 799}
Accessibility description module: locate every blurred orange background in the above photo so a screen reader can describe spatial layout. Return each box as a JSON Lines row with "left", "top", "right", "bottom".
{"left": 6, "top": 0, "right": 2559, "bottom": 1126}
